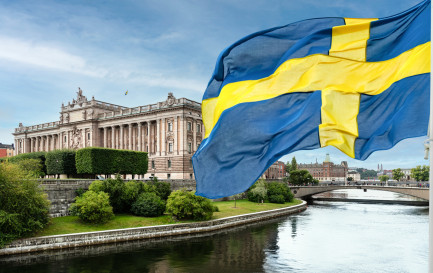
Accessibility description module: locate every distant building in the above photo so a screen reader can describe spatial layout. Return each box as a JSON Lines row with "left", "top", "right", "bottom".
{"left": 400, "top": 168, "right": 413, "bottom": 181}
{"left": 262, "top": 161, "right": 285, "bottom": 179}
{"left": 347, "top": 171, "right": 361, "bottom": 181}
{"left": 298, "top": 153, "right": 348, "bottom": 182}
{"left": 0, "top": 143, "right": 14, "bottom": 158}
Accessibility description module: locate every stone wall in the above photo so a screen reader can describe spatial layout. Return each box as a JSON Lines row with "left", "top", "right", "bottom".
{"left": 40, "top": 179, "right": 196, "bottom": 217}
{"left": 0, "top": 201, "right": 306, "bottom": 256}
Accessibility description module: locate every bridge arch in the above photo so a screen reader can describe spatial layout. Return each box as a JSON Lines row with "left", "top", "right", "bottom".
{"left": 291, "top": 186, "right": 429, "bottom": 201}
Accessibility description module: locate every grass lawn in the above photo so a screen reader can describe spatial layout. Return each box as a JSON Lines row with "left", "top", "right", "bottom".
{"left": 34, "top": 198, "right": 303, "bottom": 237}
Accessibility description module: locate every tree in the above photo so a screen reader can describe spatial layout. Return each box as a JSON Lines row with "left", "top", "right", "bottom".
{"left": 290, "top": 157, "right": 297, "bottom": 172}
{"left": 379, "top": 175, "right": 389, "bottom": 182}
{"left": 356, "top": 168, "right": 378, "bottom": 179}
{"left": 347, "top": 177, "right": 354, "bottom": 182}
{"left": 411, "top": 165, "right": 429, "bottom": 182}
{"left": 247, "top": 180, "right": 267, "bottom": 203}
{"left": 0, "top": 162, "right": 50, "bottom": 247}
{"left": 289, "top": 170, "right": 315, "bottom": 186}
{"left": 392, "top": 168, "right": 404, "bottom": 181}
{"left": 285, "top": 156, "right": 298, "bottom": 175}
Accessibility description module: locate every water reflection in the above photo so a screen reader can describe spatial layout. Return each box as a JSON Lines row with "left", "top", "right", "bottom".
{"left": 0, "top": 190, "right": 428, "bottom": 273}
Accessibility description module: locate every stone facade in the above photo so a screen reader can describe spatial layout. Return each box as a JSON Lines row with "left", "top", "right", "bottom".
{"left": 262, "top": 160, "right": 285, "bottom": 179}
{"left": 13, "top": 89, "right": 203, "bottom": 179}
{"left": 347, "top": 171, "right": 361, "bottom": 181}
{"left": 297, "top": 153, "right": 348, "bottom": 182}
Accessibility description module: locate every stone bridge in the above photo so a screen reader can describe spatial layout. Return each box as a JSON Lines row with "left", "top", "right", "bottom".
{"left": 290, "top": 185, "right": 429, "bottom": 201}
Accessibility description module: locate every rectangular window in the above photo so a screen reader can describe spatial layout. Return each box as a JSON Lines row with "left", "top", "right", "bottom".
{"left": 197, "top": 124, "right": 201, "bottom": 132}
{"left": 168, "top": 122, "right": 173, "bottom": 132}
{"left": 88, "top": 133, "right": 90, "bottom": 140}
{"left": 169, "top": 143, "right": 173, "bottom": 152}
{"left": 188, "top": 142, "right": 192, "bottom": 153}
{"left": 187, "top": 122, "right": 192, "bottom": 131}
{"left": 168, "top": 159, "right": 171, "bottom": 168}
{"left": 64, "top": 136, "right": 67, "bottom": 142}
{"left": 190, "top": 173, "right": 193, "bottom": 179}
{"left": 151, "top": 160, "right": 155, "bottom": 169}
{"left": 167, "top": 174, "right": 171, "bottom": 179}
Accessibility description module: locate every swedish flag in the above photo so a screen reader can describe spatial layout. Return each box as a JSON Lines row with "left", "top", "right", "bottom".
{"left": 192, "top": 0, "right": 431, "bottom": 198}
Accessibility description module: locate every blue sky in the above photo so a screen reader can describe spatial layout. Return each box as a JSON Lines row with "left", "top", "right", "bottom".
{"left": 0, "top": 0, "right": 428, "bottom": 171}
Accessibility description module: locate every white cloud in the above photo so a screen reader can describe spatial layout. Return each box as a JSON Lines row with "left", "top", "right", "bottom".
{"left": 0, "top": 36, "right": 107, "bottom": 77}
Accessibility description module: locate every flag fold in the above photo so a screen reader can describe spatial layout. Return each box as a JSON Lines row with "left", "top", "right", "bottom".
{"left": 193, "top": 0, "right": 431, "bottom": 199}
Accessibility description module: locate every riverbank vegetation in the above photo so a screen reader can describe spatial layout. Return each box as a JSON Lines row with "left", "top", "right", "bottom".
{"left": 34, "top": 199, "right": 302, "bottom": 237}
{"left": 0, "top": 161, "right": 50, "bottom": 247}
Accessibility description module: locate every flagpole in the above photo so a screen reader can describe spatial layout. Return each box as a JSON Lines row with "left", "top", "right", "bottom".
{"left": 428, "top": 3, "right": 433, "bottom": 273}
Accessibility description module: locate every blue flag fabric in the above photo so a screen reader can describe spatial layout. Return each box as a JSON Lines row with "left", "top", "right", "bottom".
{"left": 193, "top": 0, "right": 431, "bottom": 199}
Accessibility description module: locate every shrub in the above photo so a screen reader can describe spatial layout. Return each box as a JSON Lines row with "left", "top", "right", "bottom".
{"left": 0, "top": 162, "right": 50, "bottom": 247}
{"left": 7, "top": 152, "right": 47, "bottom": 176}
{"left": 166, "top": 190, "right": 214, "bottom": 221}
{"left": 268, "top": 194, "right": 285, "bottom": 204}
{"left": 75, "top": 188, "right": 86, "bottom": 197}
{"left": 101, "top": 176, "right": 127, "bottom": 213}
{"left": 14, "top": 158, "right": 44, "bottom": 178}
{"left": 88, "top": 180, "right": 105, "bottom": 192}
{"left": 266, "top": 182, "right": 294, "bottom": 203}
{"left": 69, "top": 191, "right": 114, "bottom": 224}
{"left": 247, "top": 180, "right": 267, "bottom": 203}
{"left": 122, "top": 181, "right": 142, "bottom": 211}
{"left": 46, "top": 149, "right": 77, "bottom": 176}
{"left": 148, "top": 179, "right": 171, "bottom": 200}
{"left": 131, "top": 192, "right": 166, "bottom": 217}
{"left": 76, "top": 147, "right": 148, "bottom": 175}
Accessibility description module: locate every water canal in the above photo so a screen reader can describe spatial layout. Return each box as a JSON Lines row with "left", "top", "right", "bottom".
{"left": 0, "top": 189, "right": 428, "bottom": 273}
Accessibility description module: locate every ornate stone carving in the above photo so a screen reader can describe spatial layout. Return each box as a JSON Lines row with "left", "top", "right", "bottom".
{"left": 65, "top": 113, "right": 70, "bottom": 123}
{"left": 87, "top": 109, "right": 94, "bottom": 119}
{"left": 70, "top": 126, "right": 82, "bottom": 149}
{"left": 161, "top": 92, "right": 177, "bottom": 107}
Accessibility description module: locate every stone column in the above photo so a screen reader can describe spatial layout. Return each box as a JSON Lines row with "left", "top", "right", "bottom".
{"left": 174, "top": 116, "right": 178, "bottom": 155}
{"left": 161, "top": 118, "right": 166, "bottom": 155}
{"left": 111, "top": 126, "right": 115, "bottom": 149}
{"left": 120, "top": 125, "right": 124, "bottom": 149}
{"left": 192, "top": 119, "right": 197, "bottom": 153}
{"left": 180, "top": 116, "right": 186, "bottom": 153}
{"left": 103, "top": 127, "right": 108, "bottom": 148}
{"left": 138, "top": 123, "right": 142, "bottom": 151}
{"left": 147, "top": 122, "right": 151, "bottom": 153}
{"left": 156, "top": 119, "right": 160, "bottom": 155}
{"left": 128, "top": 124, "right": 132, "bottom": 150}
{"left": 30, "top": 138, "right": 34, "bottom": 153}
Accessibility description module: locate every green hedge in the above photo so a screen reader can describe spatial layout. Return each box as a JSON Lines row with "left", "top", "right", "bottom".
{"left": 6, "top": 152, "right": 47, "bottom": 175}
{"left": 46, "top": 150, "right": 77, "bottom": 175}
{"left": 76, "top": 147, "right": 148, "bottom": 175}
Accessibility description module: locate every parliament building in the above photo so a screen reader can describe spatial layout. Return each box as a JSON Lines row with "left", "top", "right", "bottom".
{"left": 13, "top": 89, "right": 203, "bottom": 179}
